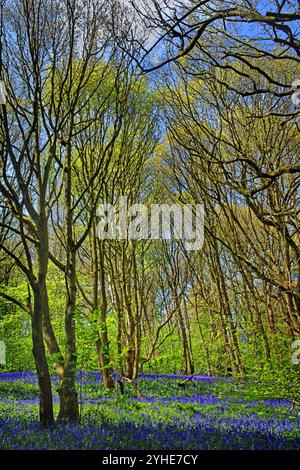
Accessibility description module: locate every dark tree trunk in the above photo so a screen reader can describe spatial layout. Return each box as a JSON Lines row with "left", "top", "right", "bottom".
{"left": 32, "top": 285, "right": 54, "bottom": 426}
{"left": 95, "top": 336, "right": 115, "bottom": 390}
{"left": 125, "top": 346, "right": 135, "bottom": 380}
{"left": 57, "top": 369, "right": 79, "bottom": 422}
{"left": 95, "top": 241, "right": 114, "bottom": 390}
{"left": 31, "top": 225, "right": 55, "bottom": 426}
{"left": 57, "top": 152, "right": 79, "bottom": 423}
{"left": 57, "top": 284, "right": 79, "bottom": 422}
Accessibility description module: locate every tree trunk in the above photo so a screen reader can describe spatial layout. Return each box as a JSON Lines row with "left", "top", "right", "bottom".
{"left": 57, "top": 152, "right": 79, "bottom": 422}
{"left": 193, "top": 290, "right": 213, "bottom": 376}
{"left": 95, "top": 336, "right": 115, "bottom": 390}
{"left": 57, "top": 273, "right": 79, "bottom": 422}
{"left": 95, "top": 241, "right": 114, "bottom": 390}
{"left": 32, "top": 285, "right": 54, "bottom": 426}
{"left": 31, "top": 224, "right": 55, "bottom": 426}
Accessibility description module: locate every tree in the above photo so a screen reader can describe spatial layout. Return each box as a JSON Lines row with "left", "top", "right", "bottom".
{"left": 0, "top": 0, "right": 128, "bottom": 423}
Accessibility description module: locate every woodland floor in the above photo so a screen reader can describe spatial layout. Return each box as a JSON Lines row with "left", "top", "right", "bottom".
{"left": 0, "top": 371, "right": 299, "bottom": 450}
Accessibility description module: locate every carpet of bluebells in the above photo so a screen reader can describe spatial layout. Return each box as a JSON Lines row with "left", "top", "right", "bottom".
{"left": 0, "top": 371, "right": 299, "bottom": 450}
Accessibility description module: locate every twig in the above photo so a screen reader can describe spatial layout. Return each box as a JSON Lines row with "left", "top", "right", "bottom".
{"left": 178, "top": 373, "right": 199, "bottom": 388}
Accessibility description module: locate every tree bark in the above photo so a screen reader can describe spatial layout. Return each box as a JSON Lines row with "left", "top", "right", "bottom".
{"left": 57, "top": 153, "right": 79, "bottom": 423}
{"left": 32, "top": 284, "right": 54, "bottom": 426}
